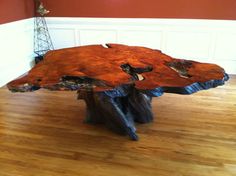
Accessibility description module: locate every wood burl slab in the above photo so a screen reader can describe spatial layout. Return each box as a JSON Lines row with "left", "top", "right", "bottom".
{"left": 7, "top": 44, "right": 229, "bottom": 140}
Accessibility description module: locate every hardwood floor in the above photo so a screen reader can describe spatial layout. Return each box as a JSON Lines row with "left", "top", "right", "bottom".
{"left": 0, "top": 75, "right": 236, "bottom": 176}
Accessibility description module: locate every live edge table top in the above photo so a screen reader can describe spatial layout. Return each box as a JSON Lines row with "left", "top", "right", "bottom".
{"left": 7, "top": 44, "right": 228, "bottom": 95}
{"left": 7, "top": 44, "right": 229, "bottom": 140}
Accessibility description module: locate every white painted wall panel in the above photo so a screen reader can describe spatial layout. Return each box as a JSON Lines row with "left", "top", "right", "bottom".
{"left": 213, "top": 60, "right": 236, "bottom": 74}
{"left": 165, "top": 31, "right": 211, "bottom": 61}
{"left": 117, "top": 30, "right": 162, "bottom": 49}
{"left": 214, "top": 33, "right": 236, "bottom": 61}
{"left": 0, "top": 19, "right": 34, "bottom": 87}
{"left": 49, "top": 28, "right": 76, "bottom": 49}
{"left": 79, "top": 30, "right": 117, "bottom": 46}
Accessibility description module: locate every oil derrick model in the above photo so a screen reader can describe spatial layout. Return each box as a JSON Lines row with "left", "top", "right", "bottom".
{"left": 34, "top": 0, "right": 54, "bottom": 64}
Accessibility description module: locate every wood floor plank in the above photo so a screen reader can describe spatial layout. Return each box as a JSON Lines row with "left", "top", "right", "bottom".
{"left": 0, "top": 75, "right": 236, "bottom": 176}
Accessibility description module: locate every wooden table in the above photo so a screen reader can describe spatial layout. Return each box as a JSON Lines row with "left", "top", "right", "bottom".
{"left": 7, "top": 44, "right": 229, "bottom": 140}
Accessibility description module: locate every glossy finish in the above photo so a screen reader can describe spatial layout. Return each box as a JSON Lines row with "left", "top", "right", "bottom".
{"left": 0, "top": 75, "right": 236, "bottom": 175}
{"left": 7, "top": 44, "right": 228, "bottom": 92}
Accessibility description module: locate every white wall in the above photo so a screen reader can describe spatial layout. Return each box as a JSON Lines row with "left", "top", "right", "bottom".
{"left": 46, "top": 17, "right": 236, "bottom": 74}
{"left": 0, "top": 18, "right": 34, "bottom": 87}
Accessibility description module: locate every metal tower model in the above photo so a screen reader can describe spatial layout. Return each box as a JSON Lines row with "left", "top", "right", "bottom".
{"left": 34, "top": 0, "right": 54, "bottom": 64}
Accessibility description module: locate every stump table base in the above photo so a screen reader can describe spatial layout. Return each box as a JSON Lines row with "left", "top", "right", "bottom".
{"left": 77, "top": 87, "right": 153, "bottom": 140}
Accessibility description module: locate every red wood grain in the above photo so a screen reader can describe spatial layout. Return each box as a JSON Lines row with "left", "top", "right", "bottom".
{"left": 7, "top": 44, "right": 225, "bottom": 92}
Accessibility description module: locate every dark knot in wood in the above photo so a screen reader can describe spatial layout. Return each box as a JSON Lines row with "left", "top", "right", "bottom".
{"left": 120, "top": 63, "right": 153, "bottom": 81}
{"left": 165, "top": 60, "right": 192, "bottom": 78}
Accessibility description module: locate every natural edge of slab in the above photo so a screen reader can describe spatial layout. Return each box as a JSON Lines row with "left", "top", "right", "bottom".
{"left": 7, "top": 72, "right": 229, "bottom": 98}
{"left": 102, "top": 73, "right": 229, "bottom": 98}
{"left": 145, "top": 73, "right": 229, "bottom": 97}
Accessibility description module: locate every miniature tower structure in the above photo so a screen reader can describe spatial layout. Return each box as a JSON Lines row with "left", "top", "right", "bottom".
{"left": 34, "top": 0, "right": 54, "bottom": 64}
